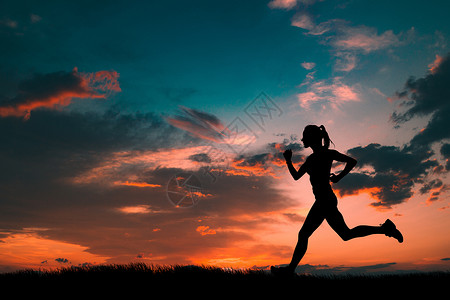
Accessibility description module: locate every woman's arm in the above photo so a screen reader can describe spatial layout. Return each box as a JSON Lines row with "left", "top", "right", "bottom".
{"left": 330, "top": 151, "right": 357, "bottom": 183}
{"left": 284, "top": 149, "right": 307, "bottom": 181}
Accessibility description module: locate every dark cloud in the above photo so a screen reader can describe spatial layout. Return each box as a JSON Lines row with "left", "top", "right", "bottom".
{"left": 440, "top": 143, "right": 450, "bottom": 171}
{"left": 189, "top": 153, "right": 212, "bottom": 163}
{"left": 0, "top": 109, "right": 194, "bottom": 186}
{"left": 55, "top": 258, "right": 69, "bottom": 264}
{"left": 419, "top": 179, "right": 443, "bottom": 194}
{"left": 0, "top": 165, "right": 295, "bottom": 266}
{"left": 227, "top": 137, "right": 304, "bottom": 178}
{"left": 0, "top": 108, "right": 197, "bottom": 249}
{"left": 391, "top": 52, "right": 450, "bottom": 150}
{"left": 0, "top": 103, "right": 295, "bottom": 266}
{"left": 336, "top": 55, "right": 450, "bottom": 209}
{"left": 165, "top": 106, "right": 226, "bottom": 143}
{"left": 240, "top": 137, "right": 304, "bottom": 167}
{"left": 334, "top": 143, "right": 437, "bottom": 209}
{"left": 0, "top": 68, "right": 120, "bottom": 120}
{"left": 347, "top": 143, "right": 436, "bottom": 179}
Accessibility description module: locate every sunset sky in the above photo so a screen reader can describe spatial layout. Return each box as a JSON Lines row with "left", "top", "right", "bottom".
{"left": 0, "top": 0, "right": 449, "bottom": 274}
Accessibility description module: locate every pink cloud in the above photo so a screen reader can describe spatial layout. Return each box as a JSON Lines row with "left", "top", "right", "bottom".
{"left": 290, "top": 11, "right": 405, "bottom": 72}
{"left": 332, "top": 26, "right": 400, "bottom": 53}
{"left": 291, "top": 12, "right": 337, "bottom": 36}
{"left": 269, "top": 0, "right": 318, "bottom": 10}
{"left": 334, "top": 52, "right": 357, "bottom": 72}
{"left": 301, "top": 62, "right": 316, "bottom": 70}
{"left": 268, "top": 0, "right": 297, "bottom": 10}
{"left": 297, "top": 77, "right": 360, "bottom": 109}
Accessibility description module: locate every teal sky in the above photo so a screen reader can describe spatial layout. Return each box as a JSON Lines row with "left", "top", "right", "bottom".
{"left": 2, "top": 0, "right": 449, "bottom": 119}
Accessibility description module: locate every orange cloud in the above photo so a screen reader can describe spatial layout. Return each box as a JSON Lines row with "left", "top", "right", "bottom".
{"left": 191, "top": 191, "right": 213, "bottom": 198}
{"left": 335, "top": 186, "right": 382, "bottom": 199}
{"left": 117, "top": 205, "right": 152, "bottom": 214}
{"left": 0, "top": 67, "right": 120, "bottom": 120}
{"left": 428, "top": 54, "right": 443, "bottom": 74}
{"left": 116, "top": 205, "right": 167, "bottom": 214}
{"left": 72, "top": 145, "right": 224, "bottom": 185}
{"left": 113, "top": 181, "right": 161, "bottom": 188}
{"left": 226, "top": 157, "right": 278, "bottom": 178}
{"left": 196, "top": 225, "right": 216, "bottom": 236}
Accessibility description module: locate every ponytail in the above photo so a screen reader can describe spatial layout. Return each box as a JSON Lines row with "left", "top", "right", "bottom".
{"left": 319, "top": 125, "right": 334, "bottom": 149}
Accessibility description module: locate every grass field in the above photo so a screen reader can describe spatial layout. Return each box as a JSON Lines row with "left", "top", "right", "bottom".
{"left": 1, "top": 263, "right": 448, "bottom": 296}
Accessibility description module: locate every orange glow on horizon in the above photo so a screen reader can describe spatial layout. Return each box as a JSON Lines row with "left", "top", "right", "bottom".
{"left": 0, "top": 231, "right": 110, "bottom": 272}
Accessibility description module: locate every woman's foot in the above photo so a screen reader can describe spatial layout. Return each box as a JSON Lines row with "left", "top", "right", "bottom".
{"left": 381, "top": 219, "right": 403, "bottom": 243}
{"left": 270, "top": 265, "right": 295, "bottom": 276}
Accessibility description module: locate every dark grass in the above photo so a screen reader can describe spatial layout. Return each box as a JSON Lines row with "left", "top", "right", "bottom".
{"left": 1, "top": 263, "right": 448, "bottom": 296}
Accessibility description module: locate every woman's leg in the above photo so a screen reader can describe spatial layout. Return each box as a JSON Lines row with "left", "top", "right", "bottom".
{"left": 287, "top": 203, "right": 325, "bottom": 271}
{"left": 326, "top": 207, "right": 384, "bottom": 241}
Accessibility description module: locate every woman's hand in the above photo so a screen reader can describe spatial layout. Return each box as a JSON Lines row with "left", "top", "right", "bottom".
{"left": 283, "top": 149, "right": 293, "bottom": 162}
{"left": 330, "top": 173, "right": 340, "bottom": 183}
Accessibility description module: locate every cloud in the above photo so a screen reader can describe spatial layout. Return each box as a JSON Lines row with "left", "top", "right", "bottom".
{"left": 268, "top": 0, "right": 298, "bottom": 10}
{"left": 0, "top": 18, "right": 18, "bottom": 29}
{"left": 290, "top": 10, "right": 407, "bottom": 72}
{"left": 334, "top": 143, "right": 438, "bottom": 209}
{"left": 331, "top": 26, "right": 400, "bottom": 53}
{"left": 428, "top": 54, "right": 444, "bottom": 74}
{"left": 333, "top": 52, "right": 358, "bottom": 72}
{"left": 189, "top": 153, "right": 212, "bottom": 164}
{"left": 391, "top": 53, "right": 450, "bottom": 151}
{"left": 30, "top": 14, "right": 42, "bottom": 24}
{"left": 0, "top": 107, "right": 197, "bottom": 192}
{"left": 268, "top": 0, "right": 317, "bottom": 10}
{"left": 301, "top": 62, "right": 316, "bottom": 70}
{"left": 440, "top": 143, "right": 450, "bottom": 171}
{"left": 268, "top": 262, "right": 398, "bottom": 275}
{"left": 113, "top": 181, "right": 161, "bottom": 188}
{"left": 55, "top": 258, "right": 69, "bottom": 264}
{"left": 225, "top": 136, "right": 304, "bottom": 177}
{"left": 117, "top": 205, "right": 155, "bottom": 214}
{"left": 0, "top": 68, "right": 120, "bottom": 120}
{"left": 165, "top": 106, "right": 226, "bottom": 143}
{"left": 334, "top": 54, "right": 450, "bottom": 209}
{"left": 72, "top": 145, "right": 229, "bottom": 186}
{"left": 0, "top": 100, "right": 298, "bottom": 269}
{"left": 291, "top": 12, "right": 401, "bottom": 53}
{"left": 291, "top": 12, "right": 339, "bottom": 36}
{"left": 196, "top": 225, "right": 216, "bottom": 236}
{"left": 297, "top": 77, "right": 360, "bottom": 109}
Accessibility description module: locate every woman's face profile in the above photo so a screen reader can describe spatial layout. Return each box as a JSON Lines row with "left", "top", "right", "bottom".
{"left": 302, "top": 128, "right": 320, "bottom": 148}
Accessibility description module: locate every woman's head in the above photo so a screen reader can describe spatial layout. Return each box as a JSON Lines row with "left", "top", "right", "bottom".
{"left": 302, "top": 125, "right": 333, "bottom": 149}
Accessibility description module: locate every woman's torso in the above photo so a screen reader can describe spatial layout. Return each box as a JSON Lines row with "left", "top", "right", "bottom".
{"left": 305, "top": 149, "right": 337, "bottom": 202}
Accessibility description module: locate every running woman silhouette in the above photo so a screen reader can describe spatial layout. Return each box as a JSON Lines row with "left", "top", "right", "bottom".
{"left": 271, "top": 125, "right": 403, "bottom": 275}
